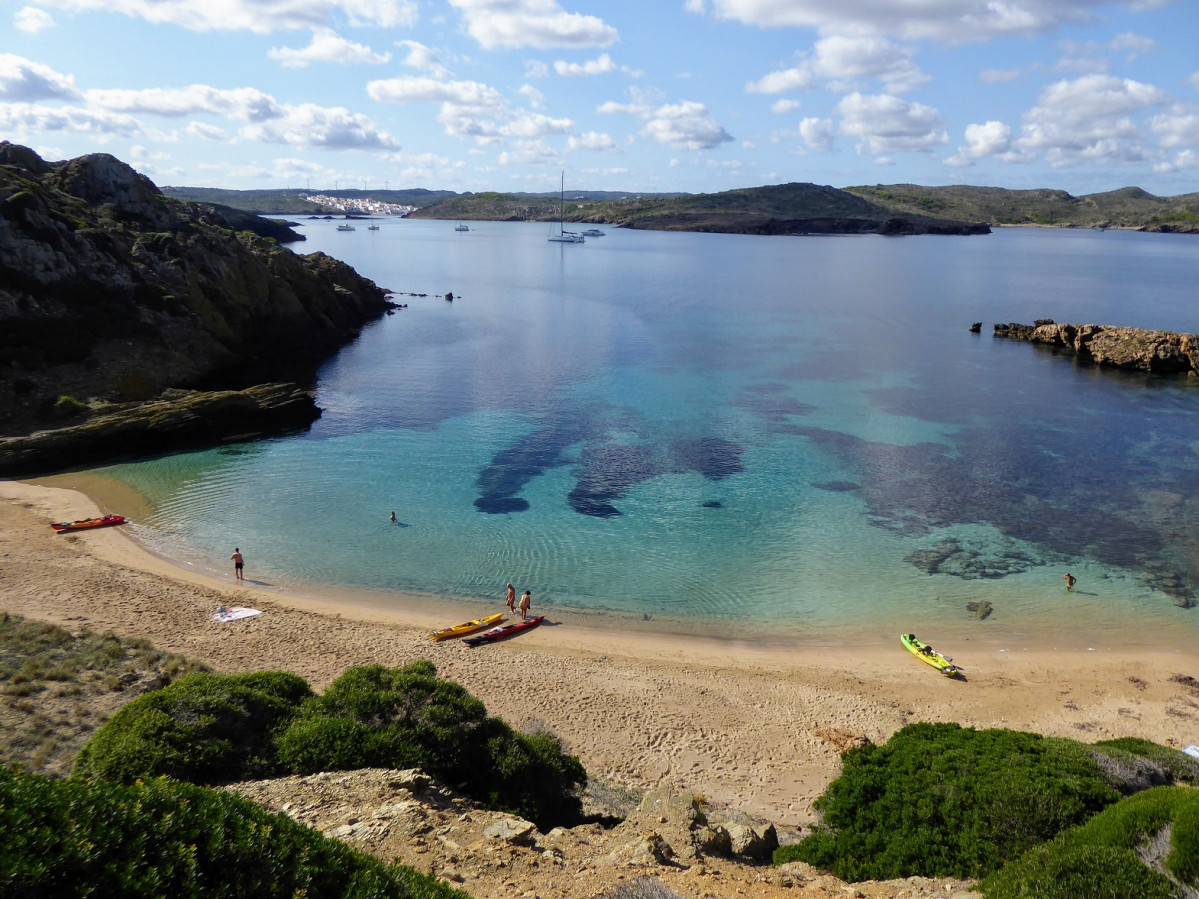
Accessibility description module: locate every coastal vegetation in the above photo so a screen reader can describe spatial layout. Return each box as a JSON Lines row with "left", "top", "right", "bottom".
{"left": 2, "top": 614, "right": 1197, "bottom": 897}
{"left": 72, "top": 660, "right": 587, "bottom": 831}
{"left": 773, "top": 722, "right": 1199, "bottom": 895}
{"left": 0, "top": 766, "right": 465, "bottom": 898}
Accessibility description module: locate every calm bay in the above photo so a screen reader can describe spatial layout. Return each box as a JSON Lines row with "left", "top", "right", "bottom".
{"left": 89, "top": 220, "right": 1199, "bottom": 645}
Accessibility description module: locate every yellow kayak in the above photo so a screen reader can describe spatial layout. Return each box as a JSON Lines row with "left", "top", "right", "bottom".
{"left": 901, "top": 633, "right": 961, "bottom": 678}
{"left": 430, "top": 613, "right": 504, "bottom": 641}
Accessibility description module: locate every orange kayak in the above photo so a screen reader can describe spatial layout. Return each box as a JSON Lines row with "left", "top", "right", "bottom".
{"left": 51, "top": 515, "right": 126, "bottom": 533}
{"left": 430, "top": 613, "right": 504, "bottom": 641}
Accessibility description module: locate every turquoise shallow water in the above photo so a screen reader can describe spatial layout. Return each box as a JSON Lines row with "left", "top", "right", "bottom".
{"left": 94, "top": 221, "right": 1199, "bottom": 643}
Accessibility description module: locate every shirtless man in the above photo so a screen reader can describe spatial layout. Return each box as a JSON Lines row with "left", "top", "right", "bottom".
{"left": 231, "top": 548, "right": 245, "bottom": 582}
{"left": 506, "top": 583, "right": 516, "bottom": 614}
{"left": 519, "top": 590, "right": 531, "bottom": 620}
{"left": 1063, "top": 572, "right": 1077, "bottom": 592}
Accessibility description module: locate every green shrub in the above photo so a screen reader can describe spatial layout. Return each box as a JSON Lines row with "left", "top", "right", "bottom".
{"left": 0, "top": 766, "right": 465, "bottom": 899}
{"left": 73, "top": 670, "right": 313, "bottom": 785}
{"left": 773, "top": 722, "right": 1120, "bottom": 881}
{"left": 277, "top": 660, "right": 586, "bottom": 829}
{"left": 982, "top": 786, "right": 1199, "bottom": 898}
{"left": 1091, "top": 737, "right": 1199, "bottom": 789}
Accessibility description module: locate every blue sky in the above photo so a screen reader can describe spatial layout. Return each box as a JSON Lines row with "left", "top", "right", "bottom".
{"left": 3, "top": 0, "right": 1198, "bottom": 196}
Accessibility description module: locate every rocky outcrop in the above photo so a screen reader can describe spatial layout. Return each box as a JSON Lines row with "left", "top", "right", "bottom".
{"left": 227, "top": 767, "right": 979, "bottom": 899}
{"left": 993, "top": 320, "right": 1199, "bottom": 374}
{"left": 0, "top": 143, "right": 394, "bottom": 460}
{"left": 0, "top": 383, "right": 319, "bottom": 476}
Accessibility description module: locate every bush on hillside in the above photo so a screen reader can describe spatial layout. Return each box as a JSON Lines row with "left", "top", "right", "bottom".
{"left": 982, "top": 785, "right": 1199, "bottom": 899}
{"left": 72, "top": 670, "right": 313, "bottom": 784}
{"left": 1089, "top": 737, "right": 1199, "bottom": 791}
{"left": 773, "top": 722, "right": 1120, "bottom": 881}
{"left": 0, "top": 765, "right": 465, "bottom": 899}
{"left": 276, "top": 661, "right": 587, "bottom": 829}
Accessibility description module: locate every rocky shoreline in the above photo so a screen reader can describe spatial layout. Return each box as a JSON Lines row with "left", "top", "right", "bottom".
{"left": 0, "top": 143, "right": 395, "bottom": 472}
{"left": 992, "top": 320, "right": 1199, "bottom": 375}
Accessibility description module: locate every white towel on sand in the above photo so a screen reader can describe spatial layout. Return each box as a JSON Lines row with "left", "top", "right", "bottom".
{"left": 213, "top": 606, "right": 262, "bottom": 622}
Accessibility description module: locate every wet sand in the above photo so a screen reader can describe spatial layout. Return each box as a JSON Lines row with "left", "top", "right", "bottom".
{"left": 4, "top": 478, "right": 1197, "bottom": 828}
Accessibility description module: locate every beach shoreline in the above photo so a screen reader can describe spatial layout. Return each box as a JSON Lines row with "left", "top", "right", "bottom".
{"left": 4, "top": 477, "right": 1198, "bottom": 829}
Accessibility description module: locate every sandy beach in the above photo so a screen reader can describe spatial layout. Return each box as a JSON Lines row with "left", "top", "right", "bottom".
{"left": 4, "top": 477, "right": 1198, "bottom": 830}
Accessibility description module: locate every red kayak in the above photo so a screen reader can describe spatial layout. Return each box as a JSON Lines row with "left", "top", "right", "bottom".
{"left": 51, "top": 514, "right": 126, "bottom": 533}
{"left": 464, "top": 616, "right": 545, "bottom": 646}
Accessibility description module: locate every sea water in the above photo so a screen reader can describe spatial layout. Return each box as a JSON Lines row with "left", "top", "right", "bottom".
{"left": 93, "top": 220, "right": 1199, "bottom": 644}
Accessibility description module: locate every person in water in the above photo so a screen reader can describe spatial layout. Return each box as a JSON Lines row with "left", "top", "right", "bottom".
{"left": 519, "top": 590, "right": 531, "bottom": 620}
{"left": 231, "top": 548, "right": 244, "bottom": 582}
{"left": 1063, "top": 572, "right": 1077, "bottom": 592}
{"left": 506, "top": 583, "right": 516, "bottom": 613}
{"left": 390, "top": 511, "right": 397, "bottom": 522}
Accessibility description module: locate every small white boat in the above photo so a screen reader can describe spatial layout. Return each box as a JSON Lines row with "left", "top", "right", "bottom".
{"left": 455, "top": 223, "right": 470, "bottom": 232}
{"left": 548, "top": 173, "right": 584, "bottom": 244}
{"left": 582, "top": 228, "right": 605, "bottom": 237}
{"left": 336, "top": 224, "right": 356, "bottom": 232}
{"left": 368, "top": 224, "right": 380, "bottom": 231}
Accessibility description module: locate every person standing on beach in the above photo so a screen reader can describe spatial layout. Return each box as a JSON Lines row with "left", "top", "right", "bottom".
{"left": 519, "top": 590, "right": 531, "bottom": 620}
{"left": 506, "top": 583, "right": 516, "bottom": 614}
{"left": 1063, "top": 572, "right": 1077, "bottom": 592}
{"left": 231, "top": 548, "right": 244, "bottom": 582}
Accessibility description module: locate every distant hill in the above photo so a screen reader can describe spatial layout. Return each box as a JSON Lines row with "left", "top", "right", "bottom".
{"left": 162, "top": 186, "right": 458, "bottom": 215}
{"left": 161, "top": 181, "right": 1199, "bottom": 234}
{"left": 846, "top": 184, "right": 1199, "bottom": 232}
{"left": 413, "top": 181, "right": 988, "bottom": 235}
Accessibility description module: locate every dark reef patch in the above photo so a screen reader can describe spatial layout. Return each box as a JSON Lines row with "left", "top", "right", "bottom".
{"left": 669, "top": 436, "right": 744, "bottom": 481}
{"left": 702, "top": 500, "right": 723, "bottom": 508}
{"left": 568, "top": 443, "right": 660, "bottom": 517}
{"left": 813, "top": 480, "right": 861, "bottom": 493}
{"left": 790, "top": 422, "right": 1197, "bottom": 606}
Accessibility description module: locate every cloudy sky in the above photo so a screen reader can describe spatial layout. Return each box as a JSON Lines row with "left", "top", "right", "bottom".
{"left": 3, "top": 0, "right": 1198, "bottom": 196}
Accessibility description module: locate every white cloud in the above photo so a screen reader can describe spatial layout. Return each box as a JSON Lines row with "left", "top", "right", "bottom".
{"left": 567, "top": 130, "right": 617, "bottom": 151}
{"left": 693, "top": 0, "right": 1111, "bottom": 42}
{"left": 799, "top": 116, "right": 835, "bottom": 151}
{"left": 368, "top": 76, "right": 504, "bottom": 108}
{"left": 186, "top": 121, "right": 227, "bottom": 140}
{"left": 268, "top": 29, "right": 392, "bottom": 68}
{"left": 945, "top": 120, "right": 1018, "bottom": 166}
{"left": 241, "top": 103, "right": 400, "bottom": 150}
{"left": 447, "top": 0, "right": 617, "bottom": 50}
{"left": 837, "top": 92, "right": 947, "bottom": 155}
{"left": 0, "top": 54, "right": 80, "bottom": 101}
{"left": 642, "top": 101, "right": 734, "bottom": 150}
{"left": 771, "top": 99, "right": 801, "bottom": 114}
{"left": 1150, "top": 104, "right": 1199, "bottom": 149}
{"left": 14, "top": 6, "right": 55, "bottom": 33}
{"left": 810, "top": 36, "right": 928, "bottom": 93}
{"left": 369, "top": 75, "right": 572, "bottom": 147}
{"left": 34, "top": 0, "right": 417, "bottom": 32}
{"left": 0, "top": 102, "right": 139, "bottom": 136}
{"left": 746, "top": 67, "right": 813, "bottom": 95}
{"left": 396, "top": 40, "right": 451, "bottom": 78}
{"left": 87, "top": 85, "right": 282, "bottom": 121}
{"left": 554, "top": 53, "right": 617, "bottom": 77}
{"left": 520, "top": 84, "right": 546, "bottom": 109}
{"left": 1016, "top": 74, "right": 1169, "bottom": 167}
{"left": 497, "top": 140, "right": 558, "bottom": 165}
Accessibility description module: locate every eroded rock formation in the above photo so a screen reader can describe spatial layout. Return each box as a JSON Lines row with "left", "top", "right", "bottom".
{"left": 993, "top": 320, "right": 1199, "bottom": 374}
{"left": 0, "top": 143, "right": 394, "bottom": 472}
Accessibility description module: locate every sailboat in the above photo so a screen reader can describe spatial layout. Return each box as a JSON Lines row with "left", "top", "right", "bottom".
{"left": 547, "top": 172, "right": 584, "bottom": 243}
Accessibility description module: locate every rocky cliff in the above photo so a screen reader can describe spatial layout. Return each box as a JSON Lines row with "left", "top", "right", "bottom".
{"left": 0, "top": 143, "right": 394, "bottom": 472}
{"left": 993, "top": 320, "right": 1199, "bottom": 374}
